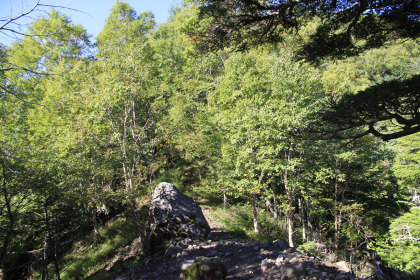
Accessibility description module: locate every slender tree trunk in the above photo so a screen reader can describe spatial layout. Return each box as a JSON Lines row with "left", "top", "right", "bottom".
{"left": 42, "top": 203, "right": 49, "bottom": 280}
{"left": 90, "top": 205, "right": 101, "bottom": 238}
{"left": 0, "top": 160, "right": 14, "bottom": 272}
{"left": 334, "top": 161, "right": 341, "bottom": 252}
{"left": 273, "top": 196, "right": 279, "bottom": 224}
{"left": 53, "top": 244, "right": 60, "bottom": 280}
{"left": 223, "top": 190, "right": 227, "bottom": 209}
{"left": 266, "top": 198, "right": 279, "bottom": 223}
{"left": 335, "top": 210, "right": 343, "bottom": 251}
{"left": 252, "top": 193, "right": 259, "bottom": 235}
{"left": 284, "top": 150, "right": 295, "bottom": 247}
{"left": 125, "top": 166, "right": 142, "bottom": 233}
{"left": 300, "top": 197, "right": 307, "bottom": 242}
{"left": 287, "top": 210, "right": 294, "bottom": 247}
{"left": 52, "top": 211, "right": 61, "bottom": 280}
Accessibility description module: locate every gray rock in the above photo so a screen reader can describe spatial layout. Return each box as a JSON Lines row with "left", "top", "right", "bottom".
{"left": 144, "top": 182, "right": 210, "bottom": 254}
{"left": 320, "top": 271, "right": 329, "bottom": 278}
{"left": 274, "top": 240, "right": 286, "bottom": 248}
{"left": 168, "top": 266, "right": 177, "bottom": 273}
{"left": 335, "top": 260, "right": 351, "bottom": 273}
{"left": 200, "top": 258, "right": 227, "bottom": 280}
{"left": 306, "top": 268, "right": 320, "bottom": 278}
{"left": 181, "top": 259, "right": 196, "bottom": 271}
{"left": 280, "top": 262, "right": 307, "bottom": 279}
{"left": 182, "top": 257, "right": 227, "bottom": 280}
{"left": 261, "top": 259, "right": 274, "bottom": 272}
{"left": 207, "top": 249, "right": 219, "bottom": 257}
{"left": 165, "top": 245, "right": 182, "bottom": 257}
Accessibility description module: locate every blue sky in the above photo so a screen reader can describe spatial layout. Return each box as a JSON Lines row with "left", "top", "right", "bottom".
{"left": 0, "top": 0, "right": 181, "bottom": 44}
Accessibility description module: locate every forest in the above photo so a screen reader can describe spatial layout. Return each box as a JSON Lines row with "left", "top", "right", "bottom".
{"left": 0, "top": 0, "right": 419, "bottom": 279}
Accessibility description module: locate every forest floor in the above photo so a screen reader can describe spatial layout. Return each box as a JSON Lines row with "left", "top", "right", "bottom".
{"left": 107, "top": 204, "right": 362, "bottom": 280}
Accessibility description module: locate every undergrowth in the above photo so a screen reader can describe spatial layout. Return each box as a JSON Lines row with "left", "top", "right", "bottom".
{"left": 212, "top": 204, "right": 287, "bottom": 243}
{"left": 68, "top": 217, "right": 141, "bottom": 279}
{"left": 62, "top": 216, "right": 141, "bottom": 279}
{"left": 28, "top": 215, "right": 143, "bottom": 280}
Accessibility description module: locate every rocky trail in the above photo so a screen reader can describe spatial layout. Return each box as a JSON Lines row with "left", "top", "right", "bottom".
{"left": 111, "top": 205, "right": 365, "bottom": 280}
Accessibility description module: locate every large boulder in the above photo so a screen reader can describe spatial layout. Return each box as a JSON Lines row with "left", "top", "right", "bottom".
{"left": 144, "top": 182, "right": 210, "bottom": 254}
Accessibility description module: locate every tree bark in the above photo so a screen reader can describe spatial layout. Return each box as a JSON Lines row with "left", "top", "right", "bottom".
{"left": 90, "top": 204, "right": 101, "bottom": 238}
{"left": 0, "top": 159, "right": 14, "bottom": 271}
{"left": 252, "top": 193, "right": 259, "bottom": 235}
{"left": 287, "top": 211, "right": 294, "bottom": 247}
{"left": 300, "top": 197, "right": 307, "bottom": 242}
{"left": 42, "top": 204, "right": 49, "bottom": 280}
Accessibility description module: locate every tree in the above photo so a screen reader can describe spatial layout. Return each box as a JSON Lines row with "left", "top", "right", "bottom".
{"left": 209, "top": 49, "right": 322, "bottom": 244}
{"left": 189, "top": 0, "right": 420, "bottom": 141}
{"left": 308, "top": 75, "right": 419, "bottom": 141}
{"left": 191, "top": 0, "right": 419, "bottom": 58}
{"left": 0, "top": 1, "right": 90, "bottom": 114}
{"left": 393, "top": 133, "right": 420, "bottom": 207}
{"left": 148, "top": 3, "right": 225, "bottom": 191}
{"left": 94, "top": 2, "right": 158, "bottom": 233}
{"left": 1, "top": 8, "right": 93, "bottom": 278}
{"left": 308, "top": 137, "right": 404, "bottom": 264}
{"left": 372, "top": 208, "right": 420, "bottom": 273}
{"left": 307, "top": 39, "right": 420, "bottom": 141}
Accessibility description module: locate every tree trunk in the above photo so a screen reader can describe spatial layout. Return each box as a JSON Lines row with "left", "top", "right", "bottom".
{"left": 300, "top": 197, "right": 307, "bottom": 242}
{"left": 283, "top": 150, "right": 295, "bottom": 247}
{"left": 124, "top": 168, "right": 142, "bottom": 233}
{"left": 273, "top": 196, "right": 279, "bottom": 224}
{"left": 252, "top": 193, "right": 259, "bottom": 235}
{"left": 0, "top": 161, "right": 14, "bottom": 271}
{"left": 91, "top": 205, "right": 101, "bottom": 238}
{"left": 287, "top": 211, "right": 294, "bottom": 247}
{"left": 223, "top": 190, "right": 227, "bottom": 209}
{"left": 52, "top": 211, "right": 61, "bottom": 280}
{"left": 42, "top": 204, "right": 49, "bottom": 280}
{"left": 54, "top": 248, "right": 60, "bottom": 280}
{"left": 266, "top": 197, "right": 279, "bottom": 224}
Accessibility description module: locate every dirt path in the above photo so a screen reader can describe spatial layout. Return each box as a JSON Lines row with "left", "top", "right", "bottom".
{"left": 109, "top": 205, "right": 363, "bottom": 280}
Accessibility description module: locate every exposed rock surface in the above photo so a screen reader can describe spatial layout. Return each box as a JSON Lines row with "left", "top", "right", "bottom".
{"left": 144, "top": 182, "right": 210, "bottom": 254}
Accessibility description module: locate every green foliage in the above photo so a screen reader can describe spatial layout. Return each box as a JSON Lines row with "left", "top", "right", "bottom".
{"left": 371, "top": 208, "right": 420, "bottom": 273}
{"left": 393, "top": 133, "right": 420, "bottom": 206}
{"left": 214, "top": 204, "right": 286, "bottom": 242}
{"left": 57, "top": 217, "right": 140, "bottom": 280}
{"left": 322, "top": 39, "right": 419, "bottom": 96}
{"left": 193, "top": 0, "right": 419, "bottom": 60}
{"left": 9, "top": 9, "right": 91, "bottom": 75}
{"left": 307, "top": 39, "right": 420, "bottom": 141}
{"left": 298, "top": 242, "right": 325, "bottom": 258}
{"left": 97, "top": 2, "right": 155, "bottom": 49}
{"left": 2, "top": 1, "right": 419, "bottom": 278}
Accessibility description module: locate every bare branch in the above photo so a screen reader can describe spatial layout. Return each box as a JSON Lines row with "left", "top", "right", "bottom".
{"left": 0, "top": 0, "right": 41, "bottom": 30}
{"left": 0, "top": 84, "right": 44, "bottom": 106}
